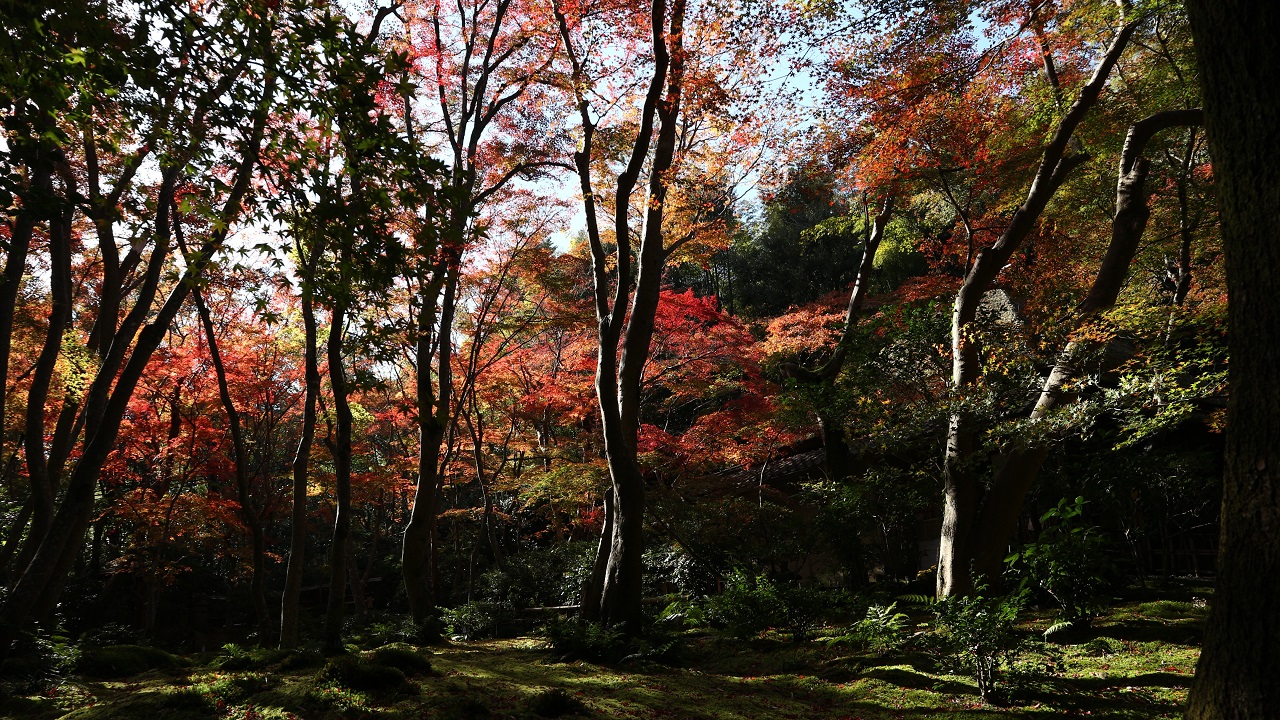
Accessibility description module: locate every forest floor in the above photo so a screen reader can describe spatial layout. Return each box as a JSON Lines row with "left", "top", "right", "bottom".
{"left": 0, "top": 584, "right": 1208, "bottom": 720}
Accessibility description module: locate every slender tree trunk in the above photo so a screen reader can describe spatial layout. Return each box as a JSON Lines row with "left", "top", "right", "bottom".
{"left": 322, "top": 301, "right": 353, "bottom": 652}
{"left": 192, "top": 285, "right": 271, "bottom": 640}
{"left": 1183, "top": 2, "right": 1280, "bottom": 716}
{"left": 581, "top": 488, "right": 612, "bottom": 621}
{"left": 937, "top": 20, "right": 1137, "bottom": 598}
{"left": 0, "top": 206, "right": 34, "bottom": 455}
{"left": 280, "top": 287, "right": 320, "bottom": 648}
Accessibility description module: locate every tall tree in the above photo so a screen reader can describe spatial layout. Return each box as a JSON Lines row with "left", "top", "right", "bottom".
{"left": 1, "top": 0, "right": 280, "bottom": 642}
{"left": 1183, "top": 1, "right": 1280, "bottom": 717}
{"left": 554, "top": 0, "right": 689, "bottom": 628}
{"left": 398, "top": 0, "right": 567, "bottom": 635}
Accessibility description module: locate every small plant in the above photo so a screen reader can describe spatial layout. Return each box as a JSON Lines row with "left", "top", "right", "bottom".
{"left": 441, "top": 601, "right": 509, "bottom": 640}
{"left": 933, "top": 587, "right": 1026, "bottom": 703}
{"left": 828, "top": 602, "right": 910, "bottom": 655}
{"left": 542, "top": 617, "right": 625, "bottom": 662}
{"left": 1006, "top": 497, "right": 1114, "bottom": 630}
{"left": 705, "top": 569, "right": 784, "bottom": 638}
{"left": 656, "top": 596, "right": 706, "bottom": 631}
{"left": 778, "top": 585, "right": 829, "bottom": 642}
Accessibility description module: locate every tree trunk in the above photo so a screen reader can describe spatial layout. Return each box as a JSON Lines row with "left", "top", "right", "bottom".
{"left": 280, "top": 286, "right": 320, "bottom": 648}
{"left": 322, "top": 301, "right": 353, "bottom": 652}
{"left": 1183, "top": 2, "right": 1280, "bottom": 717}
{"left": 402, "top": 250, "right": 457, "bottom": 640}
{"left": 192, "top": 283, "right": 271, "bottom": 641}
{"left": 580, "top": 488, "right": 612, "bottom": 621}
{"left": 554, "top": 0, "right": 686, "bottom": 632}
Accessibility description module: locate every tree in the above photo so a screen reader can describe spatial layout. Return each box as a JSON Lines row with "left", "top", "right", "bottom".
{"left": 553, "top": 0, "right": 696, "bottom": 629}
{"left": 398, "top": 0, "right": 567, "bottom": 636}
{"left": 937, "top": 9, "right": 1139, "bottom": 598}
{"left": 1, "top": 0, "right": 280, "bottom": 643}
{"left": 1182, "top": 1, "right": 1280, "bottom": 716}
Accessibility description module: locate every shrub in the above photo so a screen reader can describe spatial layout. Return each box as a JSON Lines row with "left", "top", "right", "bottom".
{"left": 655, "top": 596, "right": 706, "bottom": 631}
{"left": 344, "top": 612, "right": 424, "bottom": 647}
{"left": 705, "top": 569, "right": 784, "bottom": 638}
{"left": 1006, "top": 497, "right": 1115, "bottom": 628}
{"left": 934, "top": 588, "right": 1026, "bottom": 704}
{"left": 315, "top": 655, "right": 410, "bottom": 692}
{"left": 543, "top": 617, "right": 625, "bottom": 662}
{"left": 211, "top": 643, "right": 289, "bottom": 671}
{"left": 479, "top": 543, "right": 593, "bottom": 609}
{"left": 75, "top": 645, "right": 182, "bottom": 679}
{"left": 441, "top": 601, "right": 510, "bottom": 640}
{"left": 369, "top": 643, "right": 433, "bottom": 676}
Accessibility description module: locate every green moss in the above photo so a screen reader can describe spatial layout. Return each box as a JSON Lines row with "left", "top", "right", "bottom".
{"left": 315, "top": 654, "right": 411, "bottom": 692}
{"left": 369, "top": 643, "right": 433, "bottom": 676}
{"left": 0, "top": 695, "right": 62, "bottom": 720}
{"left": 524, "top": 687, "right": 588, "bottom": 718}
{"left": 58, "top": 689, "right": 211, "bottom": 720}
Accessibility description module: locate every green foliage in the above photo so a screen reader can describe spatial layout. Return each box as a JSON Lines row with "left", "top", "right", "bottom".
{"left": 656, "top": 596, "right": 707, "bottom": 631}
{"left": 542, "top": 617, "right": 626, "bottom": 662}
{"left": 75, "top": 644, "right": 183, "bottom": 679}
{"left": 210, "top": 643, "right": 290, "bottom": 671}
{"left": 442, "top": 601, "right": 510, "bottom": 640}
{"left": 314, "top": 654, "right": 412, "bottom": 693}
{"left": 704, "top": 569, "right": 785, "bottom": 638}
{"left": 824, "top": 602, "right": 910, "bottom": 655}
{"left": 703, "top": 570, "right": 837, "bottom": 642}
{"left": 479, "top": 542, "right": 594, "bottom": 609}
{"left": 1006, "top": 497, "right": 1115, "bottom": 628}
{"left": 933, "top": 588, "right": 1027, "bottom": 703}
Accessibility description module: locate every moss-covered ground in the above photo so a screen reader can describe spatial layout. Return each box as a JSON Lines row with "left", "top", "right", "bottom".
{"left": 0, "top": 592, "right": 1207, "bottom": 720}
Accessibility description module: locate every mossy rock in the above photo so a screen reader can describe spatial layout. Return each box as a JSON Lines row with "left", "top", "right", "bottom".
{"left": 369, "top": 643, "right": 433, "bottom": 676}
{"left": 277, "top": 649, "right": 325, "bottom": 671}
{"left": 76, "top": 645, "right": 183, "bottom": 679}
{"left": 315, "top": 655, "right": 411, "bottom": 692}
{"left": 524, "top": 687, "right": 589, "bottom": 718}
{"left": 59, "top": 688, "right": 212, "bottom": 720}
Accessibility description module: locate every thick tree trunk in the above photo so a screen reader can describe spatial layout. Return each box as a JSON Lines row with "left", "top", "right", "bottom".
{"left": 1183, "top": 2, "right": 1280, "bottom": 717}
{"left": 402, "top": 251, "right": 457, "bottom": 640}
{"left": 937, "top": 20, "right": 1137, "bottom": 598}
{"left": 280, "top": 289, "right": 320, "bottom": 648}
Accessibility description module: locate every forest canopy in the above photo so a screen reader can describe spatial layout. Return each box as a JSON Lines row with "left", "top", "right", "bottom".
{"left": 1, "top": 0, "right": 1275, "bottom": 716}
